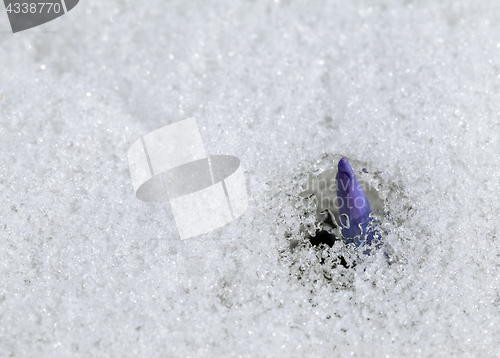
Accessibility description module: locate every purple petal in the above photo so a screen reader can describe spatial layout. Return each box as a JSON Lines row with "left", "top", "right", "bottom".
{"left": 336, "top": 157, "right": 372, "bottom": 244}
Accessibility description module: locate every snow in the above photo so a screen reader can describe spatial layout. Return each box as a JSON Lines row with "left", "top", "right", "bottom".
{"left": 1, "top": 0, "right": 500, "bottom": 356}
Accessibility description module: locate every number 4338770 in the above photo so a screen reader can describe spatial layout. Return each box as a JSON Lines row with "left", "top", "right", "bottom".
{"left": 6, "top": 3, "right": 62, "bottom": 14}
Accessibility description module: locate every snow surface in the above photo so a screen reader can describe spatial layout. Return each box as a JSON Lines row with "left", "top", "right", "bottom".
{"left": 1, "top": 0, "right": 500, "bottom": 357}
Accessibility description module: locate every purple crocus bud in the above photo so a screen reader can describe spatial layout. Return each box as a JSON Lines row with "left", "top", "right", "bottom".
{"left": 336, "top": 157, "right": 374, "bottom": 247}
